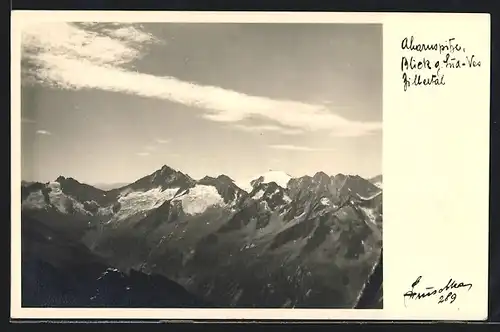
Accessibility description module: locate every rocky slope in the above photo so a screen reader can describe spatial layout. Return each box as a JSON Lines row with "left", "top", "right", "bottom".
{"left": 22, "top": 215, "right": 209, "bottom": 307}
{"left": 369, "top": 175, "right": 383, "bottom": 189}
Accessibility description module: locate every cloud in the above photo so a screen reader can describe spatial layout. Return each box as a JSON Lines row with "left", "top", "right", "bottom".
{"left": 232, "top": 124, "right": 305, "bottom": 136}
{"left": 21, "top": 117, "right": 36, "bottom": 123}
{"left": 136, "top": 152, "right": 150, "bottom": 157}
{"left": 22, "top": 22, "right": 158, "bottom": 68}
{"left": 268, "top": 144, "right": 335, "bottom": 152}
{"left": 140, "top": 139, "right": 170, "bottom": 153}
{"left": 103, "top": 25, "right": 157, "bottom": 44}
{"left": 330, "top": 126, "right": 381, "bottom": 137}
{"left": 36, "top": 129, "right": 51, "bottom": 135}
{"left": 21, "top": 22, "right": 381, "bottom": 137}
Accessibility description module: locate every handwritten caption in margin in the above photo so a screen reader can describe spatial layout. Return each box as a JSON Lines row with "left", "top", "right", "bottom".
{"left": 400, "top": 36, "right": 482, "bottom": 92}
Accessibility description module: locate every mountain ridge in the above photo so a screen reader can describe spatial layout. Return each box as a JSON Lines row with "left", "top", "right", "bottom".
{"left": 22, "top": 215, "right": 211, "bottom": 307}
{"left": 23, "top": 165, "right": 382, "bottom": 196}
{"left": 21, "top": 164, "right": 383, "bottom": 308}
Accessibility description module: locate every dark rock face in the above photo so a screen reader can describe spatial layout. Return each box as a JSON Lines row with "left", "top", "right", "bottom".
{"left": 355, "top": 251, "right": 383, "bottom": 309}
{"left": 197, "top": 174, "right": 247, "bottom": 204}
{"left": 369, "top": 174, "right": 383, "bottom": 185}
{"left": 109, "top": 165, "right": 196, "bottom": 194}
{"left": 22, "top": 216, "right": 209, "bottom": 308}
{"left": 21, "top": 165, "right": 383, "bottom": 309}
{"left": 56, "top": 176, "right": 114, "bottom": 206}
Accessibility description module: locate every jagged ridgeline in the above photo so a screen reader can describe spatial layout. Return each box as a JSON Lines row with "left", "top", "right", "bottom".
{"left": 21, "top": 165, "right": 383, "bottom": 308}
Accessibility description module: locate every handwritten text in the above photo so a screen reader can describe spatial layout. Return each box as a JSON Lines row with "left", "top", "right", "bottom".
{"left": 403, "top": 276, "right": 472, "bottom": 307}
{"left": 400, "top": 36, "right": 481, "bottom": 91}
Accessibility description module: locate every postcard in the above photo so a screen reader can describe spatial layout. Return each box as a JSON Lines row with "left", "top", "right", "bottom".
{"left": 10, "top": 11, "right": 490, "bottom": 321}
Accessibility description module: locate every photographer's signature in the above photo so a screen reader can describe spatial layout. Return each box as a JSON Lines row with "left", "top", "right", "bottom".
{"left": 403, "top": 276, "right": 472, "bottom": 307}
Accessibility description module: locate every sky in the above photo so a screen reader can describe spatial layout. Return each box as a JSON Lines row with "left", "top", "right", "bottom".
{"left": 20, "top": 22, "right": 382, "bottom": 185}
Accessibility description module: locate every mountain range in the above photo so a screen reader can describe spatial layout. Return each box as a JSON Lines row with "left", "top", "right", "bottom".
{"left": 21, "top": 165, "right": 383, "bottom": 308}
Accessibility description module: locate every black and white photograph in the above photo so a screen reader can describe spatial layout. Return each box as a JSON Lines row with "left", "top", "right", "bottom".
{"left": 19, "top": 22, "right": 383, "bottom": 309}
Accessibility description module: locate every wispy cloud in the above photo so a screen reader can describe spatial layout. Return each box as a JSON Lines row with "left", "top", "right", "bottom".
{"left": 22, "top": 22, "right": 159, "bottom": 68}
{"left": 36, "top": 129, "right": 52, "bottom": 135}
{"left": 268, "top": 144, "right": 335, "bottom": 152}
{"left": 21, "top": 22, "right": 381, "bottom": 137}
{"left": 330, "top": 126, "right": 381, "bottom": 137}
{"left": 140, "top": 139, "right": 170, "bottom": 154}
{"left": 232, "top": 124, "right": 305, "bottom": 136}
{"left": 21, "top": 117, "right": 36, "bottom": 123}
{"left": 136, "top": 152, "right": 150, "bottom": 157}
{"left": 103, "top": 25, "right": 157, "bottom": 44}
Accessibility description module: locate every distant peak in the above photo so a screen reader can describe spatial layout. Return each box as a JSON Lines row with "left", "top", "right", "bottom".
{"left": 55, "top": 176, "right": 85, "bottom": 186}
{"left": 313, "top": 171, "right": 329, "bottom": 179}
{"left": 216, "top": 174, "right": 234, "bottom": 182}
{"left": 198, "top": 174, "right": 236, "bottom": 190}
{"left": 200, "top": 175, "right": 216, "bottom": 182}
{"left": 344, "top": 174, "right": 367, "bottom": 181}
{"left": 55, "top": 175, "right": 66, "bottom": 182}
{"left": 159, "top": 164, "right": 176, "bottom": 173}
{"left": 153, "top": 165, "right": 180, "bottom": 178}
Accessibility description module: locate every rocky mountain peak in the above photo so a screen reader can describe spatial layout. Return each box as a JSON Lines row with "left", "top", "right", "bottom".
{"left": 333, "top": 173, "right": 347, "bottom": 181}
{"left": 159, "top": 164, "right": 176, "bottom": 175}
{"left": 21, "top": 166, "right": 383, "bottom": 309}
{"left": 134, "top": 165, "right": 195, "bottom": 191}
{"left": 198, "top": 175, "right": 216, "bottom": 183}
{"left": 250, "top": 176, "right": 265, "bottom": 188}
{"left": 216, "top": 174, "right": 234, "bottom": 183}
{"left": 55, "top": 175, "right": 66, "bottom": 182}
{"left": 313, "top": 171, "right": 330, "bottom": 183}
{"left": 197, "top": 174, "right": 245, "bottom": 204}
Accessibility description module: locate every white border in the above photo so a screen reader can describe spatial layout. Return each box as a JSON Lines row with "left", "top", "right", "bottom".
{"left": 11, "top": 11, "right": 490, "bottom": 321}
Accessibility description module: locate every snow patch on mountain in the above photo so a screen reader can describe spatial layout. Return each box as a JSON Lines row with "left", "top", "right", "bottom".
{"left": 356, "top": 191, "right": 382, "bottom": 201}
{"left": 369, "top": 175, "right": 383, "bottom": 189}
{"left": 359, "top": 206, "right": 378, "bottom": 225}
{"left": 260, "top": 200, "right": 270, "bottom": 211}
{"left": 118, "top": 188, "right": 134, "bottom": 198}
{"left": 173, "top": 184, "right": 225, "bottom": 215}
{"left": 71, "top": 201, "right": 88, "bottom": 215}
{"left": 235, "top": 181, "right": 253, "bottom": 193}
{"left": 320, "top": 197, "right": 331, "bottom": 206}
{"left": 22, "top": 183, "right": 90, "bottom": 215}
{"left": 98, "top": 205, "right": 114, "bottom": 216}
{"left": 260, "top": 171, "right": 292, "bottom": 188}
{"left": 237, "top": 170, "right": 292, "bottom": 192}
{"left": 47, "top": 182, "right": 69, "bottom": 213}
{"left": 45, "top": 181, "right": 89, "bottom": 215}
{"left": 283, "top": 195, "right": 292, "bottom": 203}
{"left": 253, "top": 190, "right": 265, "bottom": 200}
{"left": 112, "top": 187, "right": 179, "bottom": 221}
